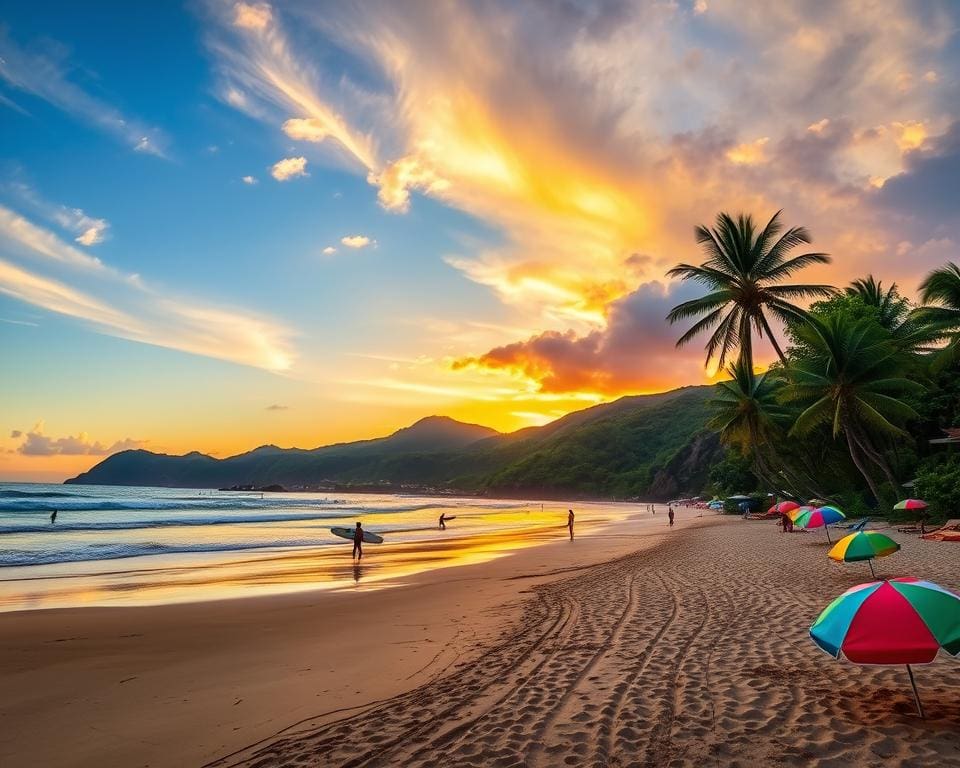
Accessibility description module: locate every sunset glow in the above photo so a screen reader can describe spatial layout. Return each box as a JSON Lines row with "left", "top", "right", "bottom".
{"left": 2, "top": 1, "right": 959, "bottom": 480}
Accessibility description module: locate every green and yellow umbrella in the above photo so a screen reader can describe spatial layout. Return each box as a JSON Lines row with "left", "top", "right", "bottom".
{"left": 828, "top": 530, "right": 901, "bottom": 577}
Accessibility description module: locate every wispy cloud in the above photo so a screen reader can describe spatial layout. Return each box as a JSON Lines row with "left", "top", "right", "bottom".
{"left": 265, "top": 403, "right": 289, "bottom": 411}
{"left": 242, "top": 175, "right": 258, "bottom": 185}
{"left": 271, "top": 156, "right": 308, "bottom": 181}
{"left": 207, "top": 1, "right": 377, "bottom": 170}
{"left": 0, "top": 27, "right": 169, "bottom": 157}
{"left": 0, "top": 205, "right": 107, "bottom": 272}
{"left": 0, "top": 202, "right": 296, "bottom": 372}
{"left": 4, "top": 182, "right": 110, "bottom": 246}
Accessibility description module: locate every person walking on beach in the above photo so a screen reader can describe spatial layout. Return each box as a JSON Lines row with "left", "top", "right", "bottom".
{"left": 50, "top": 509, "right": 58, "bottom": 525}
{"left": 439, "top": 512, "right": 446, "bottom": 530}
{"left": 352, "top": 522, "right": 364, "bottom": 560}
{"left": 668, "top": 506, "right": 675, "bottom": 527}
{"left": 567, "top": 509, "right": 575, "bottom": 540}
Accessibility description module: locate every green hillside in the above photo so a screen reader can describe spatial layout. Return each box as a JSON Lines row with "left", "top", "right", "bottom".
{"left": 66, "top": 386, "right": 720, "bottom": 499}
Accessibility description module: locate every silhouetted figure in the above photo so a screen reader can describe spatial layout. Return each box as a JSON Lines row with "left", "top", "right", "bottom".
{"left": 668, "top": 507, "right": 675, "bottom": 527}
{"left": 567, "top": 509, "right": 575, "bottom": 540}
{"left": 50, "top": 510, "right": 57, "bottom": 525}
{"left": 353, "top": 521, "right": 364, "bottom": 560}
{"left": 439, "top": 513, "right": 446, "bottom": 530}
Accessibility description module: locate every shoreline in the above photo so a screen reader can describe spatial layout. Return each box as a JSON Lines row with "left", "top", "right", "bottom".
{"left": 3, "top": 511, "right": 959, "bottom": 767}
{"left": 52, "top": 479, "right": 675, "bottom": 504}
{"left": 0, "top": 505, "right": 683, "bottom": 767}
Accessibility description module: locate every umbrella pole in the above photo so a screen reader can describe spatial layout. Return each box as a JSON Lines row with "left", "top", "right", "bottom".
{"left": 825, "top": 525, "right": 832, "bottom": 544}
{"left": 868, "top": 559, "right": 876, "bottom": 579}
{"left": 906, "top": 665, "right": 925, "bottom": 719}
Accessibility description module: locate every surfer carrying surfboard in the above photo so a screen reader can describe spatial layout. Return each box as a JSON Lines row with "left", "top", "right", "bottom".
{"left": 353, "top": 522, "right": 364, "bottom": 560}
{"left": 439, "top": 513, "right": 446, "bottom": 530}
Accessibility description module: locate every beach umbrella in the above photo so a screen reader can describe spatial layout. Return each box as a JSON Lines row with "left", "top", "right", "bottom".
{"left": 810, "top": 578, "right": 960, "bottom": 717}
{"left": 791, "top": 505, "right": 845, "bottom": 543}
{"left": 894, "top": 499, "right": 928, "bottom": 511}
{"left": 768, "top": 500, "right": 800, "bottom": 515}
{"left": 828, "top": 530, "right": 901, "bottom": 577}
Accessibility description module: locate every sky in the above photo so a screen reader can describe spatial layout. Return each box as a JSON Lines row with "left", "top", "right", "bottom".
{"left": 2, "top": 0, "right": 959, "bottom": 481}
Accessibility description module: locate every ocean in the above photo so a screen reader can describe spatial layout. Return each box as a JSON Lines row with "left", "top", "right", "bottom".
{"left": 0, "top": 483, "right": 630, "bottom": 611}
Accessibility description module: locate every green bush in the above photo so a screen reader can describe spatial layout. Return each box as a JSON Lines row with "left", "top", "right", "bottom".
{"left": 913, "top": 454, "right": 960, "bottom": 523}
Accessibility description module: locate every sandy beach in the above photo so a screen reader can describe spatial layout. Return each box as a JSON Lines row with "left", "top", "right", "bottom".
{"left": 2, "top": 509, "right": 959, "bottom": 767}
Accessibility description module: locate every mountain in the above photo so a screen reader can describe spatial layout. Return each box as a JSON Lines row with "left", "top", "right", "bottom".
{"left": 66, "top": 385, "right": 722, "bottom": 499}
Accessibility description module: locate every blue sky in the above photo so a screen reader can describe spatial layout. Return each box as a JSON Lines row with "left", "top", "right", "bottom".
{"left": 2, "top": 0, "right": 958, "bottom": 480}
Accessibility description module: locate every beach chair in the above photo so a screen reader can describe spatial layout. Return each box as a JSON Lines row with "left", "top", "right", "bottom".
{"left": 835, "top": 518, "right": 865, "bottom": 530}
{"left": 921, "top": 519, "right": 960, "bottom": 540}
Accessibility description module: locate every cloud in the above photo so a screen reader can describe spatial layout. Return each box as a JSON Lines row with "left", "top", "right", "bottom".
{"left": 271, "top": 156, "right": 308, "bottom": 181}
{"left": 0, "top": 27, "right": 168, "bottom": 157}
{"left": 233, "top": 2, "right": 273, "bottom": 31}
{"left": 877, "top": 120, "right": 960, "bottom": 222}
{"left": 322, "top": 246, "right": 336, "bottom": 255}
{"left": 340, "top": 235, "right": 372, "bottom": 249}
{"left": 242, "top": 175, "right": 258, "bottom": 184}
{"left": 10, "top": 430, "right": 22, "bottom": 438}
{"left": 0, "top": 204, "right": 107, "bottom": 272}
{"left": 0, "top": 318, "right": 38, "bottom": 327}
{"left": 265, "top": 403, "right": 289, "bottom": 411}
{"left": 0, "top": 203, "right": 296, "bottom": 372}
{"left": 207, "top": 2, "right": 377, "bottom": 170}
{"left": 726, "top": 137, "right": 770, "bottom": 165}
{"left": 201, "top": 0, "right": 960, "bottom": 397}
{"left": 452, "top": 281, "right": 717, "bottom": 395}
{"left": 14, "top": 422, "right": 146, "bottom": 456}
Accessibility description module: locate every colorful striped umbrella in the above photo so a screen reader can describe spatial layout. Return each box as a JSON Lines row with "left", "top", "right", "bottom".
{"left": 791, "top": 505, "right": 846, "bottom": 543}
{"left": 828, "top": 530, "right": 901, "bottom": 577}
{"left": 810, "top": 578, "right": 960, "bottom": 717}
{"left": 768, "top": 500, "right": 800, "bottom": 515}
{"left": 894, "top": 499, "right": 928, "bottom": 511}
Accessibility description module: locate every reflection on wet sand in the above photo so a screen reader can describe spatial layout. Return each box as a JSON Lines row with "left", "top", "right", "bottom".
{"left": 0, "top": 512, "right": 613, "bottom": 611}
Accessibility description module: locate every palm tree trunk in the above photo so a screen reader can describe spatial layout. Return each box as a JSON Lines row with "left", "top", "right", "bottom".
{"left": 759, "top": 313, "right": 788, "bottom": 366}
{"left": 844, "top": 428, "right": 883, "bottom": 503}
{"left": 739, "top": 322, "right": 754, "bottom": 371}
{"left": 850, "top": 426, "right": 900, "bottom": 494}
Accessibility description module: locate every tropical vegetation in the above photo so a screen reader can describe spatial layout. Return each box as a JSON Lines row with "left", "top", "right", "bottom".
{"left": 669, "top": 211, "right": 960, "bottom": 520}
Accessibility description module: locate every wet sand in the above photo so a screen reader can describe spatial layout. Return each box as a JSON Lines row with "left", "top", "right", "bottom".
{"left": 2, "top": 511, "right": 960, "bottom": 767}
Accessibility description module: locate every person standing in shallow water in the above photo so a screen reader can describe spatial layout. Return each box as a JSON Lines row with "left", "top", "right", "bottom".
{"left": 352, "top": 521, "right": 364, "bottom": 560}
{"left": 50, "top": 509, "right": 58, "bottom": 525}
{"left": 567, "top": 509, "right": 575, "bottom": 540}
{"left": 668, "top": 506, "right": 675, "bottom": 527}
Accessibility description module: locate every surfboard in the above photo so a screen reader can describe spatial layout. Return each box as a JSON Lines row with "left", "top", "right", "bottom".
{"left": 442, "top": 516, "right": 457, "bottom": 521}
{"left": 330, "top": 527, "right": 384, "bottom": 544}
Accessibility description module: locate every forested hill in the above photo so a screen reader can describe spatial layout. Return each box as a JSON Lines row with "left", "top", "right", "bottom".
{"left": 66, "top": 386, "right": 721, "bottom": 499}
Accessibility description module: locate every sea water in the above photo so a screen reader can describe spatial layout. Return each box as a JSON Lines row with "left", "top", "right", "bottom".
{"left": 0, "top": 483, "right": 630, "bottom": 611}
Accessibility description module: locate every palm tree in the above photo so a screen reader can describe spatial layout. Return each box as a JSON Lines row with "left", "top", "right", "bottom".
{"left": 666, "top": 210, "right": 835, "bottom": 370}
{"left": 708, "top": 357, "right": 790, "bottom": 485}
{"left": 917, "top": 262, "right": 960, "bottom": 365}
{"left": 709, "top": 357, "right": 827, "bottom": 498}
{"left": 847, "top": 275, "right": 938, "bottom": 355}
{"left": 846, "top": 275, "right": 909, "bottom": 330}
{"left": 784, "top": 313, "right": 924, "bottom": 502}
{"left": 918, "top": 262, "right": 960, "bottom": 327}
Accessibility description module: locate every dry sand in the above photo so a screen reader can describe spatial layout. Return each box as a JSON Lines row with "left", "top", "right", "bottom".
{"left": 2, "top": 511, "right": 960, "bottom": 767}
